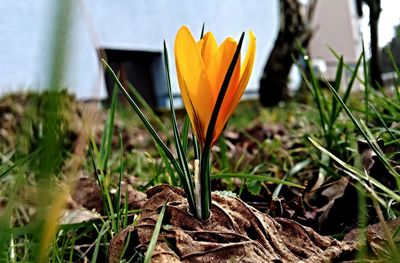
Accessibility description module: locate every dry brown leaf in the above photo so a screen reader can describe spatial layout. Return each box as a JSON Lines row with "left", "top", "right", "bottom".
{"left": 109, "top": 185, "right": 357, "bottom": 263}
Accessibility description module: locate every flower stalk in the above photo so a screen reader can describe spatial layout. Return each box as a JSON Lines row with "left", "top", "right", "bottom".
{"left": 193, "top": 159, "right": 202, "bottom": 218}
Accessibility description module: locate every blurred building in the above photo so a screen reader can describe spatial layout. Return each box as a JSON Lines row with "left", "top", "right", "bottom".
{"left": 0, "top": 0, "right": 363, "bottom": 106}
{"left": 309, "top": 0, "right": 363, "bottom": 86}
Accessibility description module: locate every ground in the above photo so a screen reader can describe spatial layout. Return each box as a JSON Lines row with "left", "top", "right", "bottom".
{"left": 0, "top": 86, "right": 399, "bottom": 262}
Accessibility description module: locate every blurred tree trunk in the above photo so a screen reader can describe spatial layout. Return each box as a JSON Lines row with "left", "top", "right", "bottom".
{"left": 259, "top": 0, "right": 316, "bottom": 107}
{"left": 367, "top": 0, "right": 383, "bottom": 88}
{"left": 357, "top": 0, "right": 383, "bottom": 88}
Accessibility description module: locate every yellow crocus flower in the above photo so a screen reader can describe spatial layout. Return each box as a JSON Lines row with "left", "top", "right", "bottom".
{"left": 174, "top": 26, "right": 256, "bottom": 148}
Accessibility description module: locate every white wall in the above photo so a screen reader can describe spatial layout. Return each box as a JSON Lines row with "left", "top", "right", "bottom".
{"left": 309, "top": 0, "right": 362, "bottom": 80}
{"left": 0, "top": 0, "right": 279, "bottom": 101}
{"left": 0, "top": 0, "right": 107, "bottom": 100}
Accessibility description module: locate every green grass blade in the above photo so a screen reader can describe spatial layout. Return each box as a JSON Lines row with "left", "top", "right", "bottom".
{"left": 211, "top": 173, "right": 304, "bottom": 188}
{"left": 127, "top": 82, "right": 168, "bottom": 133}
{"left": 155, "top": 143, "right": 178, "bottom": 186}
{"left": 89, "top": 140, "right": 106, "bottom": 201}
{"left": 374, "top": 92, "right": 400, "bottom": 112}
{"left": 393, "top": 77, "right": 400, "bottom": 103}
{"left": 88, "top": 141, "right": 117, "bottom": 232}
{"left": 369, "top": 103, "right": 400, "bottom": 145}
{"left": 394, "top": 82, "right": 400, "bottom": 104}
{"left": 361, "top": 39, "right": 369, "bottom": 123}
{"left": 300, "top": 53, "right": 328, "bottom": 137}
{"left": 328, "top": 46, "right": 365, "bottom": 85}
{"left": 100, "top": 87, "right": 117, "bottom": 171}
{"left": 91, "top": 221, "right": 110, "bottom": 263}
{"left": 332, "top": 56, "right": 344, "bottom": 92}
{"left": 356, "top": 184, "right": 368, "bottom": 260}
{"left": 217, "top": 137, "right": 229, "bottom": 170}
{"left": 309, "top": 137, "right": 399, "bottom": 205}
{"left": 332, "top": 53, "right": 363, "bottom": 122}
{"left": 181, "top": 116, "right": 190, "bottom": 155}
{"left": 103, "top": 56, "right": 197, "bottom": 214}
{"left": 116, "top": 133, "right": 124, "bottom": 230}
{"left": 385, "top": 47, "right": 400, "bottom": 88}
{"left": 163, "top": 41, "right": 196, "bottom": 213}
{"left": 193, "top": 133, "right": 200, "bottom": 160}
{"left": 330, "top": 56, "right": 343, "bottom": 125}
{"left": 123, "top": 188, "right": 129, "bottom": 228}
{"left": 272, "top": 159, "right": 310, "bottom": 198}
{"left": 359, "top": 120, "right": 400, "bottom": 182}
{"left": 102, "top": 59, "right": 184, "bottom": 178}
{"left": 144, "top": 204, "right": 166, "bottom": 263}
{"left": 89, "top": 132, "right": 101, "bottom": 165}
{"left": 0, "top": 147, "right": 44, "bottom": 179}
{"left": 200, "top": 23, "right": 205, "bottom": 39}
{"left": 324, "top": 79, "right": 400, "bottom": 182}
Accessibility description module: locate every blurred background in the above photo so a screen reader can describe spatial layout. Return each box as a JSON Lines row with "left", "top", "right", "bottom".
{"left": 0, "top": 0, "right": 399, "bottom": 107}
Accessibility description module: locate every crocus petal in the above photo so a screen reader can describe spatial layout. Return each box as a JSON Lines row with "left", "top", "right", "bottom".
{"left": 207, "top": 37, "right": 240, "bottom": 104}
{"left": 211, "top": 31, "right": 256, "bottom": 144}
{"left": 199, "top": 32, "right": 218, "bottom": 70}
{"left": 175, "top": 27, "right": 256, "bottom": 149}
{"left": 174, "top": 26, "right": 213, "bottom": 146}
{"left": 196, "top": 39, "right": 204, "bottom": 53}
{"left": 226, "top": 31, "right": 256, "bottom": 120}
{"left": 210, "top": 38, "right": 242, "bottom": 143}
